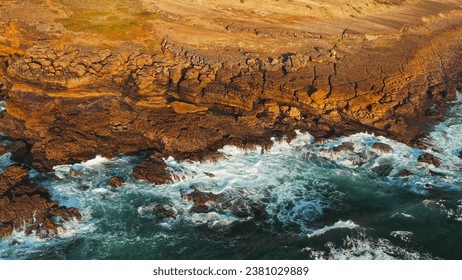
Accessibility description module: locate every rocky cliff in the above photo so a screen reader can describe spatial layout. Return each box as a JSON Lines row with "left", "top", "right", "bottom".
{"left": 0, "top": 0, "right": 461, "bottom": 171}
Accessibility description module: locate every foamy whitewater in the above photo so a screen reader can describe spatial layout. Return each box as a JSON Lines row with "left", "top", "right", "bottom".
{"left": 0, "top": 93, "right": 461, "bottom": 259}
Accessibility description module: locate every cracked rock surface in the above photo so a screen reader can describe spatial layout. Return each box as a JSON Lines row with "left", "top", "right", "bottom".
{"left": 0, "top": 0, "right": 461, "bottom": 171}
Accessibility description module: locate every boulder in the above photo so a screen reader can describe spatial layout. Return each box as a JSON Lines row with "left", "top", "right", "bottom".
{"left": 396, "top": 169, "right": 414, "bottom": 177}
{"left": 153, "top": 204, "right": 176, "bottom": 220}
{"left": 108, "top": 176, "right": 125, "bottom": 188}
{"left": 181, "top": 186, "right": 266, "bottom": 219}
{"left": 370, "top": 164, "right": 393, "bottom": 176}
{"left": 418, "top": 153, "right": 442, "bottom": 167}
{"left": 333, "top": 142, "right": 354, "bottom": 152}
{"left": 372, "top": 142, "right": 394, "bottom": 153}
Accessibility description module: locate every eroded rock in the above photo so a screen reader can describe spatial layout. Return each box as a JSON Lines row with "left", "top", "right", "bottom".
{"left": 0, "top": 165, "right": 82, "bottom": 238}
{"left": 108, "top": 176, "right": 125, "bottom": 188}
{"left": 133, "top": 160, "right": 172, "bottom": 185}
{"left": 418, "top": 153, "right": 442, "bottom": 167}
{"left": 372, "top": 142, "right": 394, "bottom": 153}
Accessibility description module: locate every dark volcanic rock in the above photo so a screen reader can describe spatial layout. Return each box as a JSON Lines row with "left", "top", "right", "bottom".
{"left": 153, "top": 204, "right": 176, "bottom": 220}
{"left": 332, "top": 142, "right": 355, "bottom": 152}
{"left": 108, "top": 176, "right": 125, "bottom": 188}
{"left": 370, "top": 164, "right": 393, "bottom": 176}
{"left": 133, "top": 160, "right": 172, "bottom": 185}
{"left": 418, "top": 153, "right": 442, "bottom": 167}
{"left": 372, "top": 142, "right": 394, "bottom": 153}
{"left": 396, "top": 169, "right": 414, "bottom": 177}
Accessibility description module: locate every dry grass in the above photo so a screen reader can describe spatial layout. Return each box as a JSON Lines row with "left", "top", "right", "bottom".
{"left": 54, "top": 0, "right": 155, "bottom": 41}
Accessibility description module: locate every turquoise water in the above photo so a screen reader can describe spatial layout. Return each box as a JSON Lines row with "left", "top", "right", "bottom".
{"left": 0, "top": 95, "right": 462, "bottom": 260}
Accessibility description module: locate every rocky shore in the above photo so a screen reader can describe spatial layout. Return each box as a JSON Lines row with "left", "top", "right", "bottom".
{"left": 0, "top": 0, "right": 461, "bottom": 237}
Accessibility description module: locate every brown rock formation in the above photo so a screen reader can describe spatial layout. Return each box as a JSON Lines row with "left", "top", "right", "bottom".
{"left": 0, "top": 165, "right": 82, "bottom": 238}
{"left": 182, "top": 186, "right": 266, "bottom": 218}
{"left": 372, "top": 142, "right": 394, "bottom": 153}
{"left": 418, "top": 153, "right": 442, "bottom": 167}
{"left": 108, "top": 176, "right": 125, "bottom": 188}
{"left": 133, "top": 159, "right": 172, "bottom": 185}
{"left": 0, "top": 0, "right": 461, "bottom": 172}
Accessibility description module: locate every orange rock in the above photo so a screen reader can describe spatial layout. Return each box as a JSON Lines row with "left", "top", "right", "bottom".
{"left": 170, "top": 101, "right": 208, "bottom": 114}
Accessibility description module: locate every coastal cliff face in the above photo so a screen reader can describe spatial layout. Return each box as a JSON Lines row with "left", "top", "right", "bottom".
{"left": 0, "top": 0, "right": 461, "bottom": 171}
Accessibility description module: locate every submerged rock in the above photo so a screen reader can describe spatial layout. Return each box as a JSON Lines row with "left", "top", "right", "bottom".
{"left": 108, "top": 176, "right": 125, "bottom": 188}
{"left": 69, "top": 168, "right": 84, "bottom": 177}
{"left": 370, "top": 164, "right": 393, "bottom": 177}
{"left": 396, "top": 169, "right": 414, "bottom": 177}
{"left": 332, "top": 142, "right": 355, "bottom": 152}
{"left": 153, "top": 204, "right": 176, "bottom": 220}
{"left": 418, "top": 153, "right": 442, "bottom": 167}
{"left": 372, "top": 142, "right": 394, "bottom": 153}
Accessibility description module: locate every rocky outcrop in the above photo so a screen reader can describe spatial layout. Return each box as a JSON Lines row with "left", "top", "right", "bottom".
{"left": 181, "top": 186, "right": 266, "bottom": 219}
{"left": 0, "top": 165, "right": 82, "bottom": 238}
{"left": 372, "top": 142, "right": 394, "bottom": 153}
{"left": 108, "top": 176, "right": 125, "bottom": 188}
{"left": 0, "top": 0, "right": 461, "bottom": 236}
{"left": 133, "top": 159, "right": 172, "bottom": 185}
{"left": 0, "top": 1, "right": 460, "bottom": 171}
{"left": 418, "top": 153, "right": 442, "bottom": 167}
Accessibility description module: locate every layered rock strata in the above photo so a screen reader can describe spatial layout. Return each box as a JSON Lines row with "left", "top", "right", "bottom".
{"left": 0, "top": 1, "right": 461, "bottom": 221}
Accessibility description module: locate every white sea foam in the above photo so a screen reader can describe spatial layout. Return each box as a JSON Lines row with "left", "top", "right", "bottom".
{"left": 307, "top": 220, "right": 359, "bottom": 238}
{"left": 390, "top": 231, "right": 413, "bottom": 242}
{"left": 0, "top": 101, "right": 5, "bottom": 113}
{"left": 306, "top": 232, "right": 431, "bottom": 260}
{"left": 81, "top": 155, "right": 110, "bottom": 168}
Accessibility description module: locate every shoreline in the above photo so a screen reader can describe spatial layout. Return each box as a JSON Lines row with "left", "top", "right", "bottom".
{"left": 0, "top": 0, "right": 462, "bottom": 239}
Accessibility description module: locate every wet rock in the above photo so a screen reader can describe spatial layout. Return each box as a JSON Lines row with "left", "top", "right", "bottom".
{"left": 204, "top": 172, "right": 215, "bottom": 177}
{"left": 0, "top": 165, "right": 82, "bottom": 238}
{"left": 182, "top": 186, "right": 222, "bottom": 207}
{"left": 78, "top": 184, "right": 90, "bottom": 191}
{"left": 181, "top": 186, "right": 266, "bottom": 219}
{"left": 69, "top": 168, "right": 84, "bottom": 177}
{"left": 0, "top": 223, "right": 13, "bottom": 238}
{"left": 418, "top": 153, "right": 442, "bottom": 167}
{"left": 332, "top": 142, "right": 354, "bottom": 152}
{"left": 372, "top": 142, "right": 394, "bottom": 153}
{"left": 133, "top": 160, "right": 172, "bottom": 185}
{"left": 370, "top": 164, "right": 393, "bottom": 176}
{"left": 108, "top": 176, "right": 125, "bottom": 188}
{"left": 0, "top": 165, "right": 29, "bottom": 195}
{"left": 153, "top": 204, "right": 176, "bottom": 220}
{"left": 0, "top": 143, "right": 9, "bottom": 154}
{"left": 396, "top": 169, "right": 414, "bottom": 177}
{"left": 8, "top": 140, "right": 32, "bottom": 165}
{"left": 429, "top": 169, "right": 446, "bottom": 177}
{"left": 458, "top": 150, "right": 462, "bottom": 159}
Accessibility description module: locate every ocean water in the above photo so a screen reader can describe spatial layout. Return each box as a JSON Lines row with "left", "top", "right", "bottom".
{"left": 0, "top": 94, "right": 462, "bottom": 260}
